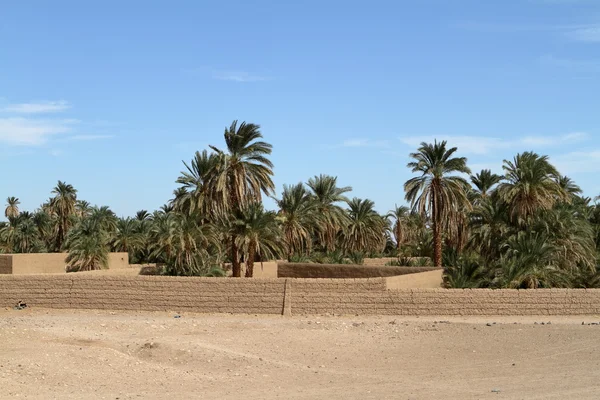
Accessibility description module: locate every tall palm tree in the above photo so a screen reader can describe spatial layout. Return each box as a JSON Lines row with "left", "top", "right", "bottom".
{"left": 344, "top": 198, "right": 386, "bottom": 255}
{"left": 387, "top": 205, "right": 410, "bottom": 253}
{"left": 5, "top": 197, "right": 20, "bottom": 220}
{"left": 274, "top": 183, "right": 319, "bottom": 259}
{"left": 306, "top": 174, "right": 352, "bottom": 252}
{"left": 404, "top": 140, "right": 471, "bottom": 267}
{"left": 498, "top": 152, "right": 568, "bottom": 225}
{"left": 233, "top": 202, "right": 283, "bottom": 277}
{"left": 209, "top": 120, "right": 275, "bottom": 277}
{"left": 176, "top": 150, "right": 220, "bottom": 217}
{"left": 470, "top": 169, "right": 503, "bottom": 199}
{"left": 50, "top": 181, "right": 77, "bottom": 250}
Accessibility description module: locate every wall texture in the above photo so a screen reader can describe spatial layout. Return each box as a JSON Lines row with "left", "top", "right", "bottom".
{"left": 278, "top": 263, "right": 439, "bottom": 279}
{"left": 1, "top": 275, "right": 599, "bottom": 316}
{"left": 0, "top": 253, "right": 129, "bottom": 274}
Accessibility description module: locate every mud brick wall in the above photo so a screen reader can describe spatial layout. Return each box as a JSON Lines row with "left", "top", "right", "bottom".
{"left": 0, "top": 275, "right": 599, "bottom": 316}
{"left": 291, "top": 285, "right": 600, "bottom": 316}
{"left": 0, "top": 275, "right": 286, "bottom": 314}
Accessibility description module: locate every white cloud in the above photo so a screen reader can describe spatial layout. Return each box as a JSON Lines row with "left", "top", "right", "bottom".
{"left": 1, "top": 100, "right": 71, "bottom": 114}
{"left": 553, "top": 150, "right": 600, "bottom": 174}
{"left": 0, "top": 117, "right": 77, "bottom": 145}
{"left": 566, "top": 26, "right": 600, "bottom": 43}
{"left": 399, "top": 132, "right": 590, "bottom": 155}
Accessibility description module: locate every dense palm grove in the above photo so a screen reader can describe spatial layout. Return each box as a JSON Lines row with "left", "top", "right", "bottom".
{"left": 1, "top": 121, "right": 599, "bottom": 288}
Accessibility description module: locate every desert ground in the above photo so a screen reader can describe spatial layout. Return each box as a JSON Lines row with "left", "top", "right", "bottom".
{"left": 1, "top": 309, "right": 599, "bottom": 399}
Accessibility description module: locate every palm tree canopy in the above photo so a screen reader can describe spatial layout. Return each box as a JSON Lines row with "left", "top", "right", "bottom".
{"left": 470, "top": 169, "right": 503, "bottom": 197}
{"left": 498, "top": 152, "right": 568, "bottom": 224}
{"left": 209, "top": 120, "right": 275, "bottom": 213}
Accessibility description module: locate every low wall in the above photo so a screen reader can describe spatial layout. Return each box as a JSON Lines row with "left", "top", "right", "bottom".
{"left": 363, "top": 257, "right": 432, "bottom": 267}
{"left": 278, "top": 262, "right": 439, "bottom": 279}
{"left": 385, "top": 269, "right": 443, "bottom": 289}
{"left": 0, "top": 253, "right": 129, "bottom": 274}
{"left": 1, "top": 275, "right": 599, "bottom": 316}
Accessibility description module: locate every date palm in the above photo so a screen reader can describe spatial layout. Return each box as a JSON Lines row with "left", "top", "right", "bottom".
{"left": 5, "top": 197, "right": 20, "bottom": 220}
{"left": 387, "top": 205, "right": 410, "bottom": 253}
{"left": 306, "top": 174, "right": 352, "bottom": 252}
{"left": 232, "top": 202, "right": 283, "bottom": 277}
{"left": 470, "top": 169, "right": 503, "bottom": 199}
{"left": 344, "top": 198, "right": 386, "bottom": 254}
{"left": 498, "top": 152, "right": 568, "bottom": 225}
{"left": 404, "top": 140, "right": 471, "bottom": 267}
{"left": 64, "top": 218, "right": 110, "bottom": 271}
{"left": 50, "top": 181, "right": 77, "bottom": 250}
{"left": 209, "top": 121, "right": 275, "bottom": 277}
{"left": 274, "top": 183, "right": 319, "bottom": 259}
{"left": 176, "top": 150, "right": 220, "bottom": 217}
{"left": 111, "top": 218, "right": 144, "bottom": 253}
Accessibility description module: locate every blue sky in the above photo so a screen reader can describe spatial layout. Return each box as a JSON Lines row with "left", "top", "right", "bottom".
{"left": 1, "top": 0, "right": 599, "bottom": 217}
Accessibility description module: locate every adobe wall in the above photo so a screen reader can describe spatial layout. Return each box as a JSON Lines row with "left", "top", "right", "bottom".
{"left": 363, "top": 257, "right": 432, "bottom": 267}
{"left": 277, "top": 262, "right": 438, "bottom": 279}
{"left": 0, "top": 256, "right": 12, "bottom": 274}
{"left": 384, "top": 269, "right": 443, "bottom": 289}
{"left": 0, "top": 275, "right": 599, "bottom": 316}
{"left": 0, "top": 252, "right": 130, "bottom": 274}
{"left": 0, "top": 275, "right": 286, "bottom": 314}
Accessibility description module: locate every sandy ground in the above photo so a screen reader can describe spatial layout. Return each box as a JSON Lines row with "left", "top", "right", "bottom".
{"left": 1, "top": 309, "right": 599, "bottom": 399}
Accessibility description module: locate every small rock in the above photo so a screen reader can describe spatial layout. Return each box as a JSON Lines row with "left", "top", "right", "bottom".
{"left": 486, "top": 323, "right": 493, "bottom": 327}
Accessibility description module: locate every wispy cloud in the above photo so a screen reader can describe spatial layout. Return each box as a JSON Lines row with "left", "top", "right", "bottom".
{"left": 554, "top": 149, "right": 600, "bottom": 174}
{"left": 399, "top": 132, "right": 589, "bottom": 155}
{"left": 212, "top": 70, "right": 270, "bottom": 82}
{"left": 0, "top": 117, "right": 78, "bottom": 145}
{"left": 566, "top": 26, "right": 600, "bottom": 42}
{"left": 1, "top": 100, "right": 71, "bottom": 114}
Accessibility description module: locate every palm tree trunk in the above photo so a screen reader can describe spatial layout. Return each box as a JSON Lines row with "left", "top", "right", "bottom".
{"left": 433, "top": 220, "right": 442, "bottom": 268}
{"left": 245, "top": 243, "right": 256, "bottom": 278}
{"left": 231, "top": 235, "right": 241, "bottom": 277}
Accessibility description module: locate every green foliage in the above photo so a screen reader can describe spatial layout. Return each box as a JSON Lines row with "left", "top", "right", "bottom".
{"left": 2, "top": 133, "right": 599, "bottom": 288}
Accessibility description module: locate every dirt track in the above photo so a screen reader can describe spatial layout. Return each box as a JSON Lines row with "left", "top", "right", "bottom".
{"left": 1, "top": 309, "right": 599, "bottom": 399}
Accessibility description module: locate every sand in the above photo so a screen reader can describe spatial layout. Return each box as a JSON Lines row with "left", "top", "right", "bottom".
{"left": 1, "top": 309, "right": 599, "bottom": 399}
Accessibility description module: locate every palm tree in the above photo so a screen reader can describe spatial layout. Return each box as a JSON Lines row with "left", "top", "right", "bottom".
{"left": 306, "top": 174, "right": 352, "bottom": 252}
{"left": 150, "top": 212, "right": 221, "bottom": 276}
{"left": 404, "top": 140, "right": 471, "bottom": 267}
{"left": 470, "top": 169, "right": 503, "bottom": 199}
{"left": 176, "top": 150, "right": 220, "bottom": 217}
{"left": 274, "top": 183, "right": 319, "bottom": 259}
{"left": 5, "top": 197, "right": 20, "bottom": 220}
{"left": 64, "top": 218, "right": 110, "bottom": 271}
{"left": 89, "top": 206, "right": 118, "bottom": 233}
{"left": 232, "top": 202, "right": 283, "bottom": 277}
{"left": 344, "top": 198, "right": 386, "bottom": 255}
{"left": 111, "top": 218, "right": 144, "bottom": 254}
{"left": 209, "top": 120, "right": 275, "bottom": 277}
{"left": 387, "top": 205, "right": 410, "bottom": 253}
{"left": 50, "top": 181, "right": 77, "bottom": 250}
{"left": 75, "top": 200, "right": 92, "bottom": 219}
{"left": 498, "top": 152, "right": 567, "bottom": 225}
{"left": 555, "top": 175, "right": 582, "bottom": 198}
